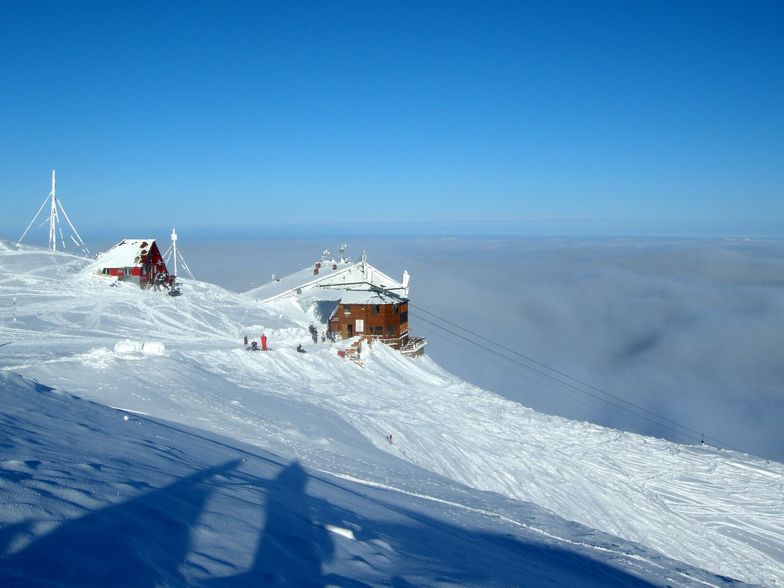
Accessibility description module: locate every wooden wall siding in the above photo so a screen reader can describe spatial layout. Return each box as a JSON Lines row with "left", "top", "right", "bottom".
{"left": 329, "top": 301, "right": 409, "bottom": 347}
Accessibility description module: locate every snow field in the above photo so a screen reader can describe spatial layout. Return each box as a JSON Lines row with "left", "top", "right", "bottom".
{"left": 3, "top": 371, "right": 732, "bottom": 587}
{"left": 1, "top": 243, "right": 783, "bottom": 586}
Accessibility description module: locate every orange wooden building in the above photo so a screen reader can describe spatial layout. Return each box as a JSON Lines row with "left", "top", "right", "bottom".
{"left": 328, "top": 290, "right": 409, "bottom": 347}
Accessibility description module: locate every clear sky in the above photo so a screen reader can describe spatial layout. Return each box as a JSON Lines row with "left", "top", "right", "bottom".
{"left": 1, "top": 1, "right": 783, "bottom": 237}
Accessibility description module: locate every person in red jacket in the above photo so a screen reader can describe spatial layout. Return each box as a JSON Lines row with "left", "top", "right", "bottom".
{"left": 260, "top": 333, "right": 268, "bottom": 351}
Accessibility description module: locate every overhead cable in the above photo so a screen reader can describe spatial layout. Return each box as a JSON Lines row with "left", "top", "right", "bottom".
{"left": 410, "top": 304, "right": 744, "bottom": 453}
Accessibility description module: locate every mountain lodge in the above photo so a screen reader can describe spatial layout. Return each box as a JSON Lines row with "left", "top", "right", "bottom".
{"left": 92, "top": 239, "right": 172, "bottom": 288}
{"left": 245, "top": 250, "right": 426, "bottom": 356}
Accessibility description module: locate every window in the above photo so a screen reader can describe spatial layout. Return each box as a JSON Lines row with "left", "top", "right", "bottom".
{"left": 373, "top": 326, "right": 383, "bottom": 335}
{"left": 400, "top": 311, "right": 408, "bottom": 323}
{"left": 355, "top": 319, "right": 364, "bottom": 333}
{"left": 371, "top": 304, "right": 380, "bottom": 314}
{"left": 393, "top": 304, "right": 399, "bottom": 314}
{"left": 343, "top": 304, "right": 351, "bottom": 314}
{"left": 386, "top": 325, "right": 395, "bottom": 336}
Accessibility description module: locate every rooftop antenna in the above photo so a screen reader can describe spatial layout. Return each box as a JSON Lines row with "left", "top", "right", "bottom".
{"left": 18, "top": 170, "right": 89, "bottom": 255}
{"left": 162, "top": 228, "right": 195, "bottom": 280}
{"left": 338, "top": 243, "right": 348, "bottom": 263}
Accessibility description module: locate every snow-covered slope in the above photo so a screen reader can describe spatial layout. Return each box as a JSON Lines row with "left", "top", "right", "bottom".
{"left": 1, "top": 243, "right": 783, "bottom": 586}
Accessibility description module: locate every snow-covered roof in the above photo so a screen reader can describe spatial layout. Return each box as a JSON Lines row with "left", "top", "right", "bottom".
{"left": 91, "top": 239, "right": 156, "bottom": 269}
{"left": 244, "top": 256, "right": 409, "bottom": 303}
{"left": 337, "top": 289, "right": 405, "bottom": 305}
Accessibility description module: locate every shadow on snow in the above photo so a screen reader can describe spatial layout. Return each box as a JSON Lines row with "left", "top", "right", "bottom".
{"left": 0, "top": 459, "right": 661, "bottom": 587}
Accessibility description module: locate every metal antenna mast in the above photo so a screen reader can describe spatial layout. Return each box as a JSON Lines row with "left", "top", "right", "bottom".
{"left": 48, "top": 170, "right": 58, "bottom": 251}
{"left": 18, "top": 170, "right": 89, "bottom": 255}
{"left": 162, "top": 227, "right": 195, "bottom": 280}
{"left": 171, "top": 228, "right": 178, "bottom": 278}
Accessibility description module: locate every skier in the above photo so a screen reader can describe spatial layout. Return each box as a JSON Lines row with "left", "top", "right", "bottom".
{"left": 261, "top": 333, "right": 268, "bottom": 351}
{"left": 243, "top": 335, "right": 248, "bottom": 346}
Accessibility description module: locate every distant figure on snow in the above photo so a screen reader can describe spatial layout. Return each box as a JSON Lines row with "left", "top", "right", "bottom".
{"left": 296, "top": 344, "right": 307, "bottom": 354}
{"left": 386, "top": 434, "right": 394, "bottom": 445}
{"left": 308, "top": 324, "right": 318, "bottom": 343}
{"left": 243, "top": 335, "right": 248, "bottom": 346}
{"left": 261, "top": 333, "right": 268, "bottom": 351}
{"left": 250, "top": 341, "right": 259, "bottom": 351}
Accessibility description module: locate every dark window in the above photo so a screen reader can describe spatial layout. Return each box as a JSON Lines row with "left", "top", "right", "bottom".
{"left": 343, "top": 304, "right": 351, "bottom": 314}
{"left": 400, "top": 311, "right": 408, "bottom": 323}
{"left": 372, "top": 305, "right": 380, "bottom": 314}
{"left": 374, "top": 326, "right": 383, "bottom": 335}
{"left": 393, "top": 304, "right": 399, "bottom": 313}
{"left": 386, "top": 325, "right": 395, "bottom": 336}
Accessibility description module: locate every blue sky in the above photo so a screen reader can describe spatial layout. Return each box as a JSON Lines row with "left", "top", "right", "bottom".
{"left": 1, "top": 1, "right": 783, "bottom": 236}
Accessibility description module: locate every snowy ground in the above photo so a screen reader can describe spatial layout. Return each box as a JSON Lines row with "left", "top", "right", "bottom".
{"left": 1, "top": 242, "right": 783, "bottom": 586}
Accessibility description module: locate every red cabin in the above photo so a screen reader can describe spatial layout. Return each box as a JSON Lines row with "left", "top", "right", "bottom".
{"left": 94, "top": 239, "right": 172, "bottom": 288}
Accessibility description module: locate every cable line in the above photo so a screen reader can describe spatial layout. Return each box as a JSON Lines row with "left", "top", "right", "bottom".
{"left": 412, "top": 303, "right": 698, "bottom": 437}
{"left": 412, "top": 312, "right": 699, "bottom": 444}
{"left": 410, "top": 304, "right": 744, "bottom": 453}
{"left": 414, "top": 320, "right": 633, "bottom": 417}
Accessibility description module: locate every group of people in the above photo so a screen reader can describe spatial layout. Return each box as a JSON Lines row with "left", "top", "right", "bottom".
{"left": 243, "top": 325, "right": 338, "bottom": 354}
{"left": 244, "top": 334, "right": 268, "bottom": 351}
{"left": 308, "top": 324, "right": 336, "bottom": 344}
